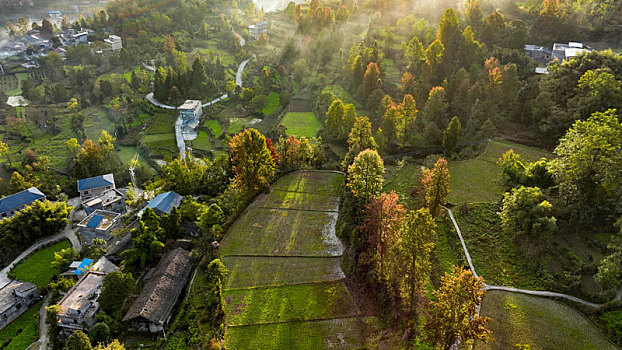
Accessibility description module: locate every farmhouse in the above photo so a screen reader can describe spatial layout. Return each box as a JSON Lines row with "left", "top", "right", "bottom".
{"left": 78, "top": 174, "right": 125, "bottom": 214}
{"left": 0, "top": 187, "right": 46, "bottom": 219}
{"left": 248, "top": 21, "right": 267, "bottom": 40}
{"left": 139, "top": 191, "right": 183, "bottom": 217}
{"left": 0, "top": 280, "right": 39, "bottom": 330}
{"left": 524, "top": 44, "right": 552, "bottom": 64}
{"left": 552, "top": 42, "right": 592, "bottom": 62}
{"left": 178, "top": 100, "right": 202, "bottom": 122}
{"left": 77, "top": 210, "right": 121, "bottom": 244}
{"left": 104, "top": 35, "right": 122, "bottom": 51}
{"left": 57, "top": 271, "right": 106, "bottom": 333}
{"left": 123, "top": 248, "right": 192, "bottom": 332}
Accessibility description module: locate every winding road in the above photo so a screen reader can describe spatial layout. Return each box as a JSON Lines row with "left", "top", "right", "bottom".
{"left": 445, "top": 207, "right": 622, "bottom": 309}
{"left": 146, "top": 54, "right": 256, "bottom": 157}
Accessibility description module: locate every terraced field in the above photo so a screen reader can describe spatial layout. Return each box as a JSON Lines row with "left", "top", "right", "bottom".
{"left": 221, "top": 171, "right": 372, "bottom": 349}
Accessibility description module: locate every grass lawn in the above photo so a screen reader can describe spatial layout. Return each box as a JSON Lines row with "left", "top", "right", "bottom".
{"left": 448, "top": 140, "right": 552, "bottom": 204}
{"left": 476, "top": 291, "right": 618, "bottom": 350}
{"left": 223, "top": 282, "right": 359, "bottom": 326}
{"left": 221, "top": 208, "right": 341, "bottom": 256}
{"left": 263, "top": 92, "right": 280, "bottom": 116}
{"left": 116, "top": 145, "right": 148, "bottom": 166}
{"left": 222, "top": 256, "right": 344, "bottom": 290}
{"left": 381, "top": 58, "right": 401, "bottom": 85}
{"left": 10, "top": 240, "right": 70, "bottom": 287}
{"left": 253, "top": 190, "right": 340, "bottom": 212}
{"left": 383, "top": 163, "right": 423, "bottom": 209}
{"left": 27, "top": 115, "right": 80, "bottom": 169}
{"left": 205, "top": 119, "right": 222, "bottom": 137}
{"left": 228, "top": 116, "right": 258, "bottom": 134}
{"left": 271, "top": 171, "right": 344, "bottom": 196}
{"left": 320, "top": 85, "right": 357, "bottom": 107}
{"left": 191, "top": 130, "right": 211, "bottom": 151}
{"left": 224, "top": 316, "right": 369, "bottom": 350}
{"left": 0, "top": 300, "right": 42, "bottom": 350}
{"left": 281, "top": 112, "right": 321, "bottom": 138}
{"left": 83, "top": 107, "right": 116, "bottom": 141}
{"left": 147, "top": 112, "right": 175, "bottom": 134}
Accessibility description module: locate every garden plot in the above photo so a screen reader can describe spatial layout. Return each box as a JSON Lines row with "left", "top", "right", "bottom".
{"left": 224, "top": 282, "right": 360, "bottom": 326}
{"left": 225, "top": 317, "right": 370, "bottom": 350}
{"left": 222, "top": 171, "right": 367, "bottom": 349}
{"left": 222, "top": 256, "right": 345, "bottom": 289}
{"left": 220, "top": 208, "right": 342, "bottom": 256}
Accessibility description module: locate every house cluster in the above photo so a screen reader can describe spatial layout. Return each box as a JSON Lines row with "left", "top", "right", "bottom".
{"left": 524, "top": 41, "right": 593, "bottom": 74}
{"left": 0, "top": 27, "right": 123, "bottom": 70}
{"left": 248, "top": 21, "right": 268, "bottom": 40}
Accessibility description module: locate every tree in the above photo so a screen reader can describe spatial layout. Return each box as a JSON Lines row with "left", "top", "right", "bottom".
{"left": 364, "top": 62, "right": 381, "bottom": 96}
{"left": 99, "top": 271, "right": 136, "bottom": 314}
{"left": 443, "top": 116, "right": 461, "bottom": 156}
{"left": 121, "top": 222, "right": 164, "bottom": 270}
{"left": 500, "top": 186, "right": 557, "bottom": 259}
{"left": 46, "top": 304, "right": 61, "bottom": 348}
{"left": 347, "top": 149, "right": 384, "bottom": 204}
{"left": 425, "top": 267, "right": 490, "bottom": 348}
{"left": 94, "top": 340, "right": 125, "bottom": 350}
{"left": 230, "top": 129, "right": 276, "bottom": 193}
{"left": 361, "top": 192, "right": 405, "bottom": 279}
{"left": 0, "top": 140, "right": 12, "bottom": 168}
{"left": 343, "top": 117, "right": 377, "bottom": 169}
{"left": 498, "top": 150, "right": 526, "bottom": 190}
{"left": 91, "top": 322, "right": 110, "bottom": 345}
{"left": 421, "top": 158, "right": 450, "bottom": 217}
{"left": 66, "top": 330, "right": 93, "bottom": 350}
{"left": 326, "top": 99, "right": 346, "bottom": 139}
{"left": 205, "top": 259, "right": 227, "bottom": 323}
{"left": 596, "top": 233, "right": 622, "bottom": 290}
{"left": 551, "top": 109, "right": 622, "bottom": 223}
{"left": 51, "top": 247, "right": 79, "bottom": 272}
{"left": 396, "top": 208, "right": 436, "bottom": 329}
{"left": 423, "top": 87, "right": 449, "bottom": 129}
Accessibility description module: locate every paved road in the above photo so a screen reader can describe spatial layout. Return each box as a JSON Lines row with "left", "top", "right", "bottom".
{"left": 445, "top": 207, "right": 622, "bottom": 309}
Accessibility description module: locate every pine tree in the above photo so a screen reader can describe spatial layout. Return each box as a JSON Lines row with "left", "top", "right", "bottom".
{"left": 421, "top": 158, "right": 450, "bottom": 217}
{"left": 443, "top": 116, "right": 461, "bottom": 156}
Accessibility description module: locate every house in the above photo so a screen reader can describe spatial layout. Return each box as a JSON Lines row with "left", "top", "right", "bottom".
{"left": 103, "top": 35, "right": 122, "bottom": 51}
{"left": 78, "top": 174, "right": 125, "bottom": 214}
{"left": 552, "top": 42, "right": 592, "bottom": 62}
{"left": 90, "top": 256, "right": 118, "bottom": 274}
{"left": 0, "top": 187, "right": 46, "bottom": 219}
{"left": 535, "top": 67, "right": 550, "bottom": 75}
{"left": 524, "top": 44, "right": 552, "bottom": 64}
{"left": 77, "top": 210, "right": 121, "bottom": 245}
{"left": 0, "top": 281, "right": 39, "bottom": 330}
{"left": 48, "top": 10, "right": 62, "bottom": 18}
{"left": 248, "top": 21, "right": 267, "bottom": 40}
{"left": 71, "top": 32, "right": 89, "bottom": 45}
{"left": 69, "top": 259, "right": 94, "bottom": 276}
{"left": 57, "top": 271, "right": 106, "bottom": 334}
{"left": 139, "top": 191, "right": 182, "bottom": 217}
{"left": 178, "top": 100, "right": 202, "bottom": 122}
{"left": 123, "top": 248, "right": 193, "bottom": 332}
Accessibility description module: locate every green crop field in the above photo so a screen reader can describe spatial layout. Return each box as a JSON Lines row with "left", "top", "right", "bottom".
{"left": 222, "top": 171, "right": 369, "bottom": 349}
{"left": 222, "top": 256, "right": 344, "bottom": 289}
{"left": 224, "top": 282, "right": 359, "bottom": 326}
{"left": 281, "top": 112, "right": 321, "bottom": 138}
{"left": 192, "top": 130, "right": 211, "bottom": 151}
{"left": 320, "top": 85, "right": 357, "bottom": 107}
{"left": 221, "top": 209, "right": 341, "bottom": 256}
{"left": 448, "top": 140, "right": 552, "bottom": 204}
{"left": 476, "top": 291, "right": 618, "bottom": 350}
{"left": 0, "top": 300, "right": 42, "bottom": 350}
{"left": 10, "top": 240, "right": 70, "bottom": 287}
{"left": 263, "top": 92, "right": 280, "bottom": 115}
{"left": 205, "top": 119, "right": 222, "bottom": 137}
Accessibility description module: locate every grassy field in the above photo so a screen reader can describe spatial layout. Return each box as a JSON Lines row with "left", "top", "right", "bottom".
{"left": 448, "top": 140, "right": 552, "bottom": 204}
{"left": 205, "top": 119, "right": 222, "bottom": 137}
{"left": 320, "top": 85, "right": 357, "bottom": 107}
{"left": 263, "top": 92, "right": 280, "bottom": 116}
{"left": 281, "top": 112, "right": 321, "bottom": 138}
{"left": 0, "top": 300, "right": 42, "bottom": 350}
{"left": 222, "top": 171, "right": 368, "bottom": 349}
{"left": 228, "top": 116, "right": 259, "bottom": 134}
{"left": 224, "top": 282, "right": 359, "bottom": 326}
{"left": 383, "top": 163, "right": 423, "bottom": 209}
{"left": 191, "top": 130, "right": 211, "bottom": 151}
{"left": 10, "top": 240, "right": 70, "bottom": 287}
{"left": 476, "top": 291, "right": 618, "bottom": 350}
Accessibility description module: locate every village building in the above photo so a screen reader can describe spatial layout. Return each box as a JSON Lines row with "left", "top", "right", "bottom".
{"left": 178, "top": 100, "right": 203, "bottom": 141}
{"left": 248, "top": 21, "right": 267, "bottom": 40}
{"left": 0, "top": 187, "right": 45, "bottom": 219}
{"left": 123, "top": 248, "right": 193, "bottom": 332}
{"left": 77, "top": 210, "right": 121, "bottom": 244}
{"left": 78, "top": 174, "right": 125, "bottom": 214}
{"left": 552, "top": 42, "right": 592, "bottom": 62}
{"left": 71, "top": 32, "right": 89, "bottom": 45}
{"left": 48, "top": 10, "right": 62, "bottom": 18}
{"left": 139, "top": 191, "right": 183, "bottom": 217}
{"left": 524, "top": 44, "right": 552, "bottom": 65}
{"left": 0, "top": 280, "right": 39, "bottom": 330}
{"left": 104, "top": 35, "right": 122, "bottom": 51}
{"left": 57, "top": 271, "right": 106, "bottom": 334}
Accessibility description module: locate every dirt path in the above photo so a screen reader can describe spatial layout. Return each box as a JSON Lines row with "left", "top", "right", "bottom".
{"left": 445, "top": 207, "right": 622, "bottom": 309}
{"left": 220, "top": 171, "right": 369, "bottom": 349}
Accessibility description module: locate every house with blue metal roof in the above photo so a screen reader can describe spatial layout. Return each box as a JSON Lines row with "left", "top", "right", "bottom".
{"left": 78, "top": 174, "right": 125, "bottom": 215}
{"left": 0, "top": 187, "right": 46, "bottom": 219}
{"left": 77, "top": 210, "right": 121, "bottom": 244}
{"left": 140, "top": 191, "right": 183, "bottom": 217}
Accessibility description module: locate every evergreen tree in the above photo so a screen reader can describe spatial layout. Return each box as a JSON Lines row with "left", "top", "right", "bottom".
{"left": 443, "top": 116, "right": 461, "bottom": 156}
{"left": 421, "top": 158, "right": 450, "bottom": 217}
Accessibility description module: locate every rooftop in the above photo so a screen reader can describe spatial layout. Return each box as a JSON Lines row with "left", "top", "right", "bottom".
{"left": 123, "top": 248, "right": 192, "bottom": 324}
{"left": 178, "top": 100, "right": 202, "bottom": 110}
{"left": 0, "top": 280, "right": 37, "bottom": 314}
{"left": 78, "top": 210, "right": 120, "bottom": 231}
{"left": 0, "top": 187, "right": 45, "bottom": 214}
{"left": 78, "top": 174, "right": 115, "bottom": 192}
{"left": 58, "top": 271, "right": 105, "bottom": 316}
{"left": 83, "top": 188, "right": 124, "bottom": 208}
{"left": 141, "top": 191, "right": 182, "bottom": 216}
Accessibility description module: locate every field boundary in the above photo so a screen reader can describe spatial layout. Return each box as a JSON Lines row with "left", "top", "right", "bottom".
{"left": 226, "top": 314, "right": 369, "bottom": 328}
{"left": 224, "top": 278, "right": 347, "bottom": 292}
